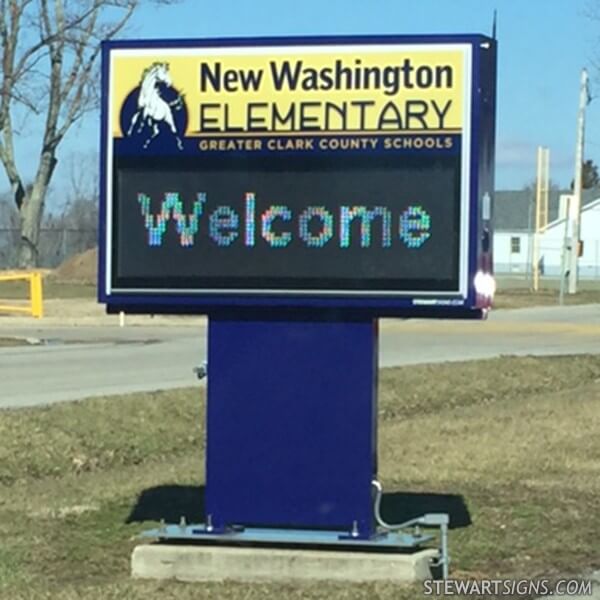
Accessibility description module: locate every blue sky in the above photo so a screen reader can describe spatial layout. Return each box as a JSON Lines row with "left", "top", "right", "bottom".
{"left": 2, "top": 0, "right": 599, "bottom": 205}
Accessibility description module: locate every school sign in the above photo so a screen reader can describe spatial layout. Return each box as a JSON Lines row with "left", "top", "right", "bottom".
{"left": 100, "top": 35, "right": 497, "bottom": 317}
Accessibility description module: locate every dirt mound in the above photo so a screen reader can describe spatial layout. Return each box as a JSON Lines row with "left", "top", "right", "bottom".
{"left": 52, "top": 247, "right": 98, "bottom": 283}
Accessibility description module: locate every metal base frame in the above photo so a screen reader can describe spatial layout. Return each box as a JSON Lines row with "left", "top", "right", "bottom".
{"left": 141, "top": 522, "right": 434, "bottom": 550}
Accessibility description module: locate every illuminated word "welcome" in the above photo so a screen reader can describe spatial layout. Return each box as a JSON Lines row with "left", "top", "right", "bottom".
{"left": 138, "top": 192, "right": 431, "bottom": 249}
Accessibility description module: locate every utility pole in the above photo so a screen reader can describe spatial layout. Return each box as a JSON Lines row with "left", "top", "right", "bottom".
{"left": 559, "top": 194, "right": 573, "bottom": 305}
{"left": 568, "top": 68, "right": 590, "bottom": 294}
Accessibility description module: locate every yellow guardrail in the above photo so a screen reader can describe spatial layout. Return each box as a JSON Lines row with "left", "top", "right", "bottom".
{"left": 0, "top": 271, "right": 44, "bottom": 318}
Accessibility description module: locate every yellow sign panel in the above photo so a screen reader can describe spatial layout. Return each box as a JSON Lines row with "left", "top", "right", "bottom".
{"left": 110, "top": 46, "right": 468, "bottom": 138}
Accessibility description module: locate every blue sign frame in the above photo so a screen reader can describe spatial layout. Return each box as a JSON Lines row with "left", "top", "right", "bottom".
{"left": 99, "top": 34, "right": 496, "bottom": 318}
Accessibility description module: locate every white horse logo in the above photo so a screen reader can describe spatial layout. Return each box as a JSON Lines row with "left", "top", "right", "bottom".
{"left": 126, "top": 62, "right": 185, "bottom": 150}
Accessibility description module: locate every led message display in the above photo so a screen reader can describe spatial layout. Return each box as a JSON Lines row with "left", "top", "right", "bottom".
{"left": 113, "top": 154, "right": 460, "bottom": 292}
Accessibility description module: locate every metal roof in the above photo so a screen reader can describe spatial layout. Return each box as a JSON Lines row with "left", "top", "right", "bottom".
{"left": 493, "top": 188, "right": 600, "bottom": 232}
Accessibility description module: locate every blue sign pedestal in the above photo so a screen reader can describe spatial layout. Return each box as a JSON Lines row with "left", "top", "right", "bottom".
{"left": 205, "top": 314, "right": 379, "bottom": 538}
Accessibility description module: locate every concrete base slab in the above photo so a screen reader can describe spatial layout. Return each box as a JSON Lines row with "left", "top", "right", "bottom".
{"left": 131, "top": 543, "right": 438, "bottom": 583}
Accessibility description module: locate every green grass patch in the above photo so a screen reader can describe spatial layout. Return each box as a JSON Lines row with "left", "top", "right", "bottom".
{"left": 0, "top": 355, "right": 599, "bottom": 598}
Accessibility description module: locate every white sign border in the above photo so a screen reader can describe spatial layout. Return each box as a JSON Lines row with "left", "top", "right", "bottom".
{"left": 104, "top": 42, "right": 473, "bottom": 299}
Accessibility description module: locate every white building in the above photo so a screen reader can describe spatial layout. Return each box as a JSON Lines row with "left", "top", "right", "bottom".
{"left": 493, "top": 189, "right": 600, "bottom": 278}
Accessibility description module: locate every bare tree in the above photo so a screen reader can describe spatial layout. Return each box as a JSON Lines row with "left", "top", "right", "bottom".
{"left": 0, "top": 0, "right": 176, "bottom": 267}
{"left": 586, "top": 0, "right": 600, "bottom": 92}
{"left": 571, "top": 158, "right": 600, "bottom": 190}
{"left": 58, "top": 151, "right": 99, "bottom": 258}
{"left": 66, "top": 151, "right": 99, "bottom": 205}
{"left": 0, "top": 188, "right": 20, "bottom": 267}
{"left": 0, "top": 190, "right": 19, "bottom": 229}
{"left": 521, "top": 178, "right": 561, "bottom": 193}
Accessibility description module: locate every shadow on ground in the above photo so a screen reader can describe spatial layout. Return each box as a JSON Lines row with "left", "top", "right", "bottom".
{"left": 126, "top": 485, "right": 471, "bottom": 530}
{"left": 380, "top": 491, "right": 471, "bottom": 529}
{"left": 126, "top": 485, "right": 206, "bottom": 524}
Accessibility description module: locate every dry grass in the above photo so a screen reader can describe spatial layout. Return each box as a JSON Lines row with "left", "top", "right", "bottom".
{"left": 1, "top": 275, "right": 599, "bottom": 310}
{"left": 0, "top": 337, "right": 29, "bottom": 347}
{"left": 493, "top": 277, "right": 600, "bottom": 309}
{"left": 0, "top": 279, "right": 96, "bottom": 300}
{"left": 0, "top": 355, "right": 599, "bottom": 599}
{"left": 494, "top": 287, "right": 600, "bottom": 309}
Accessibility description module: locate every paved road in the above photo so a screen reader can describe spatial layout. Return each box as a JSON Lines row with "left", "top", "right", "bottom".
{"left": 0, "top": 304, "right": 598, "bottom": 409}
